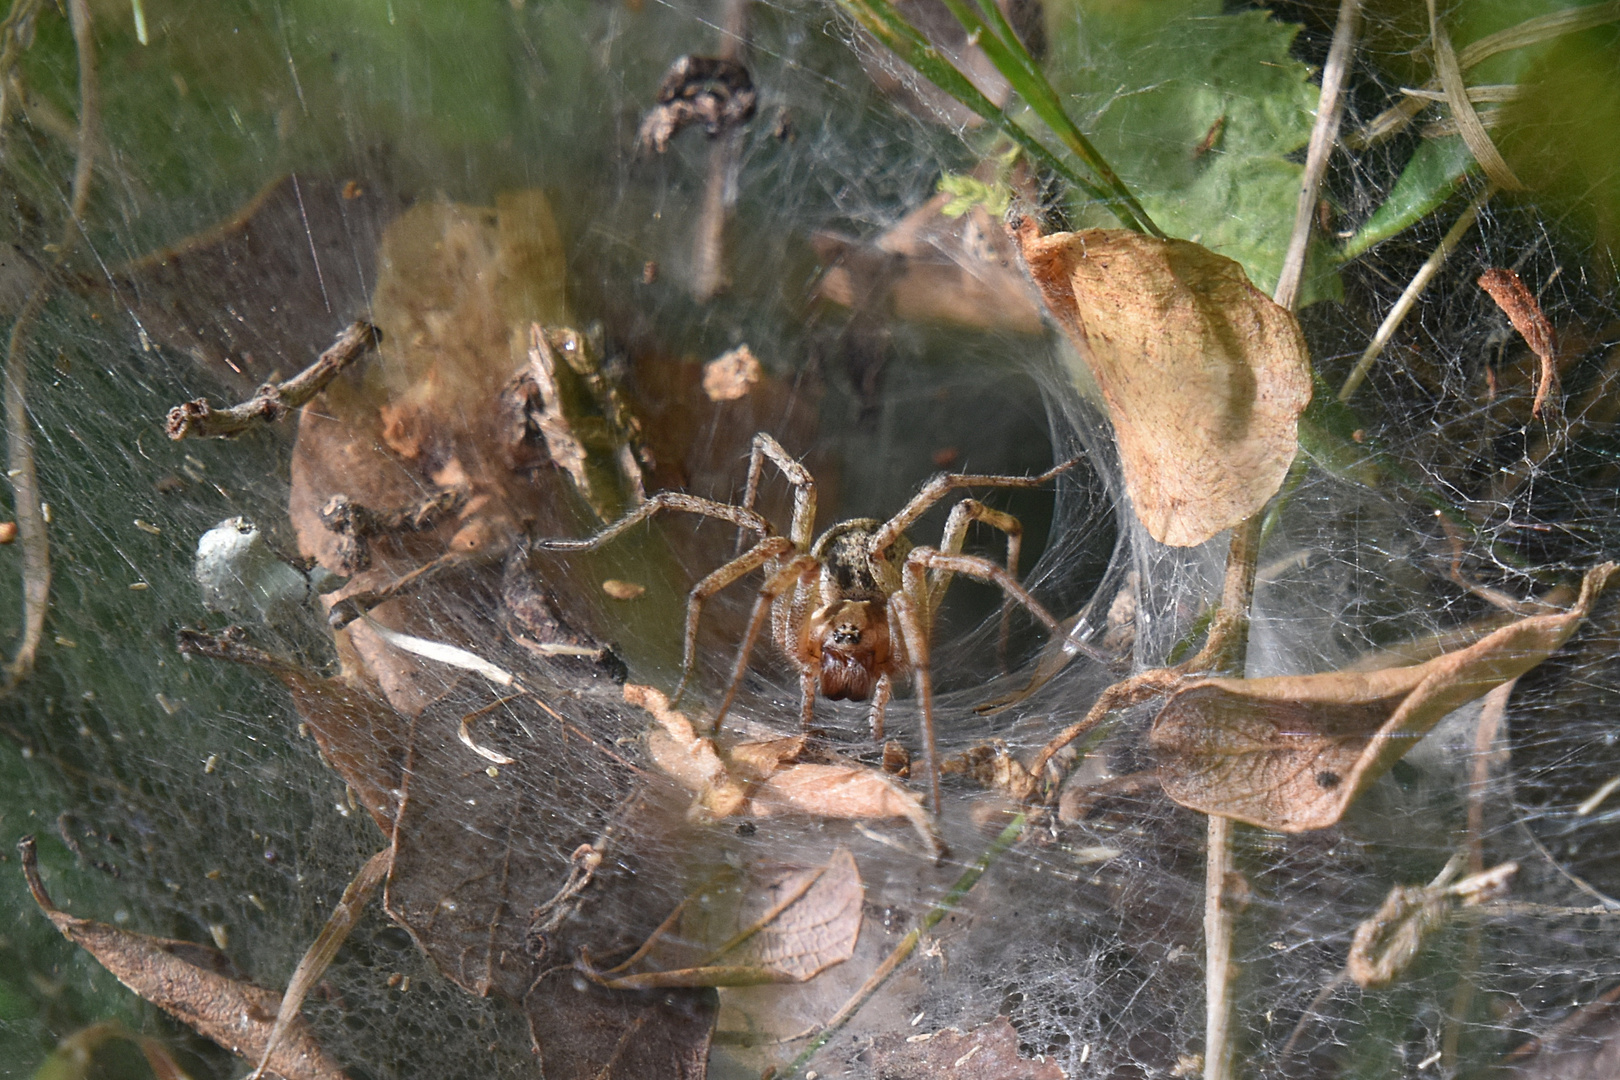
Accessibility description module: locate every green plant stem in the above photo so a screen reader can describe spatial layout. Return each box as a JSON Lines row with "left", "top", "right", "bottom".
{"left": 782, "top": 813, "right": 1026, "bottom": 1078}
{"left": 839, "top": 0, "right": 1160, "bottom": 234}
{"left": 937, "top": 0, "right": 1165, "bottom": 237}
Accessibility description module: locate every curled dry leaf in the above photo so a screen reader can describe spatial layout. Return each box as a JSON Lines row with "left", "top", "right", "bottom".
{"left": 1015, "top": 222, "right": 1312, "bottom": 547}
{"left": 1150, "top": 562, "right": 1616, "bottom": 831}
{"left": 596, "top": 847, "right": 863, "bottom": 989}
{"left": 1478, "top": 267, "right": 1560, "bottom": 418}
{"left": 1347, "top": 861, "right": 1517, "bottom": 989}
{"left": 19, "top": 838, "right": 349, "bottom": 1080}
{"left": 510, "top": 323, "right": 651, "bottom": 524}
{"left": 942, "top": 741, "right": 1038, "bottom": 802}
{"left": 626, "top": 683, "right": 942, "bottom": 856}
{"left": 866, "top": 1015, "right": 1066, "bottom": 1079}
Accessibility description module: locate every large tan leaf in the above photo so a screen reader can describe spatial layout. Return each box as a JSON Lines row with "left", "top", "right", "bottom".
{"left": 1015, "top": 222, "right": 1313, "bottom": 547}
{"left": 1149, "top": 563, "right": 1615, "bottom": 831}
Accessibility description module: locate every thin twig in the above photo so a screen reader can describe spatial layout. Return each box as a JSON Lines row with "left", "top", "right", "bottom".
{"left": 3, "top": 0, "right": 94, "bottom": 689}
{"left": 1203, "top": 814, "right": 1236, "bottom": 1080}
{"left": 0, "top": 0, "right": 46, "bottom": 161}
{"left": 1273, "top": 0, "right": 1360, "bottom": 312}
{"left": 690, "top": 0, "right": 749, "bottom": 303}
{"left": 1200, "top": 514, "right": 1261, "bottom": 1080}
{"left": 1440, "top": 678, "right": 1515, "bottom": 1069}
{"left": 165, "top": 321, "right": 381, "bottom": 439}
{"left": 1337, "top": 183, "right": 1495, "bottom": 403}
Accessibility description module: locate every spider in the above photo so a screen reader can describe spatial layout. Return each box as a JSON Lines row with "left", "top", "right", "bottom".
{"left": 539, "top": 433, "right": 1078, "bottom": 813}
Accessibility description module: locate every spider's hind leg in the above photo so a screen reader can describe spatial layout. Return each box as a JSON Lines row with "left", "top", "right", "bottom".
{"left": 936, "top": 498, "right": 1024, "bottom": 670}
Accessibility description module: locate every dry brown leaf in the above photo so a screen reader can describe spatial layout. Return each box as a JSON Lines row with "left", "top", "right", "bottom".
{"left": 19, "top": 838, "right": 349, "bottom": 1080}
{"left": 176, "top": 629, "right": 405, "bottom": 833}
{"left": 1479, "top": 267, "right": 1560, "bottom": 417}
{"left": 1150, "top": 562, "right": 1616, "bottom": 831}
{"left": 626, "top": 684, "right": 942, "bottom": 855}
{"left": 867, "top": 1016, "right": 1066, "bottom": 1079}
{"left": 1015, "top": 222, "right": 1313, "bottom": 548}
{"left": 598, "top": 848, "right": 863, "bottom": 989}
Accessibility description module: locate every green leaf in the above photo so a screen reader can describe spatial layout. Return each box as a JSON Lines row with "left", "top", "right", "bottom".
{"left": 1048, "top": 8, "right": 1322, "bottom": 295}
{"left": 1341, "top": 137, "right": 1477, "bottom": 262}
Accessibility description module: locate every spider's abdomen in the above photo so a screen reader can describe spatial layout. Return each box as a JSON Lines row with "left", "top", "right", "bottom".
{"left": 809, "top": 518, "right": 908, "bottom": 600}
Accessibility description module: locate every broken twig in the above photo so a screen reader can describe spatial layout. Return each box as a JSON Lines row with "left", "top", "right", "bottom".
{"left": 166, "top": 321, "right": 381, "bottom": 440}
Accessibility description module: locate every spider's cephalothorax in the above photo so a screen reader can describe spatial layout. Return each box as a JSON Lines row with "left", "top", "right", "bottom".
{"left": 540, "top": 434, "right": 1076, "bottom": 814}
{"left": 797, "top": 520, "right": 910, "bottom": 704}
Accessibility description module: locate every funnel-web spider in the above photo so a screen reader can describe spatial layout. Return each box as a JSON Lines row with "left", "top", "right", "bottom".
{"left": 540, "top": 434, "right": 1078, "bottom": 813}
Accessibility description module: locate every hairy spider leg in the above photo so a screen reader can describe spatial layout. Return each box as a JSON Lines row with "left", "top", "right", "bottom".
{"left": 867, "top": 455, "right": 1083, "bottom": 559}
{"left": 674, "top": 535, "right": 796, "bottom": 705}
{"left": 894, "top": 547, "right": 1064, "bottom": 815}
{"left": 935, "top": 498, "right": 1024, "bottom": 668}
{"left": 711, "top": 553, "right": 818, "bottom": 734}
{"left": 866, "top": 672, "right": 893, "bottom": 742}
{"left": 738, "top": 432, "right": 817, "bottom": 555}
{"left": 536, "top": 490, "right": 770, "bottom": 553}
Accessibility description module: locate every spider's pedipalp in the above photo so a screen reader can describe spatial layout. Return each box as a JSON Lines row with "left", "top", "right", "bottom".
{"left": 537, "top": 491, "right": 770, "bottom": 553}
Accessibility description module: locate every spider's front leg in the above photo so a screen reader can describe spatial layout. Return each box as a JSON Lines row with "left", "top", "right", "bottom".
{"left": 894, "top": 547, "right": 1064, "bottom": 816}
{"left": 537, "top": 490, "right": 770, "bottom": 553}
{"left": 739, "top": 433, "right": 817, "bottom": 553}
{"left": 710, "top": 553, "right": 818, "bottom": 734}
{"left": 675, "top": 535, "right": 796, "bottom": 706}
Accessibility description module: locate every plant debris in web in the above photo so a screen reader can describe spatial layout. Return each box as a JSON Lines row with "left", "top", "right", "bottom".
{"left": 1150, "top": 562, "right": 1616, "bottom": 831}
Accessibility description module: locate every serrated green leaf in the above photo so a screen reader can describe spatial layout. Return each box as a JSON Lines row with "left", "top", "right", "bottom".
{"left": 1048, "top": 7, "right": 1322, "bottom": 295}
